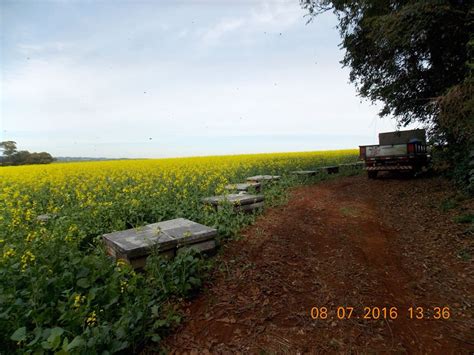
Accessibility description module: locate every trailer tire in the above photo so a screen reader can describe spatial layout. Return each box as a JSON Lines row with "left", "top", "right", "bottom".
{"left": 368, "top": 171, "right": 378, "bottom": 179}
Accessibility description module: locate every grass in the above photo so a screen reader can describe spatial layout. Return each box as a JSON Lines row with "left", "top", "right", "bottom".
{"left": 453, "top": 214, "right": 474, "bottom": 224}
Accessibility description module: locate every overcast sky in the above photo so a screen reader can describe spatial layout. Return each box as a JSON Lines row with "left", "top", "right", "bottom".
{"left": 1, "top": 0, "right": 418, "bottom": 158}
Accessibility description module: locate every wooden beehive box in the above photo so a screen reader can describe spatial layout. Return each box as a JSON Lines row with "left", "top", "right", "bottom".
{"left": 246, "top": 175, "right": 280, "bottom": 184}
{"left": 202, "top": 193, "right": 264, "bottom": 212}
{"left": 102, "top": 218, "right": 218, "bottom": 269}
{"left": 225, "top": 182, "right": 261, "bottom": 193}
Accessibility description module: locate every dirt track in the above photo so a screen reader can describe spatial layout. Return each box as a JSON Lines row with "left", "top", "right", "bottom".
{"left": 164, "top": 175, "right": 473, "bottom": 353}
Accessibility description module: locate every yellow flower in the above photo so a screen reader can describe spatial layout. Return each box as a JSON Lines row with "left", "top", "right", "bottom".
{"left": 3, "top": 248, "right": 15, "bottom": 259}
{"left": 20, "top": 250, "right": 35, "bottom": 271}
{"left": 120, "top": 280, "right": 128, "bottom": 293}
{"left": 73, "top": 294, "right": 86, "bottom": 308}
{"left": 86, "top": 310, "right": 97, "bottom": 326}
{"left": 24, "top": 209, "right": 33, "bottom": 222}
{"left": 25, "top": 232, "right": 37, "bottom": 242}
{"left": 116, "top": 259, "right": 127, "bottom": 267}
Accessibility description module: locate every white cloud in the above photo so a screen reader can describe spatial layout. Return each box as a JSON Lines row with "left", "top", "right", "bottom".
{"left": 197, "top": 1, "right": 305, "bottom": 46}
{"left": 17, "top": 41, "right": 73, "bottom": 55}
{"left": 199, "top": 18, "right": 245, "bottom": 45}
{"left": 250, "top": 1, "right": 302, "bottom": 28}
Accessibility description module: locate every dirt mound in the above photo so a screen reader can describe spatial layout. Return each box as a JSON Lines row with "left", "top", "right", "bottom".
{"left": 163, "top": 176, "right": 473, "bottom": 353}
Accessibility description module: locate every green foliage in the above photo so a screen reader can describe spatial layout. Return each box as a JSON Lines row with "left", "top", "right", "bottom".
{"left": 453, "top": 213, "right": 474, "bottom": 224}
{"left": 433, "top": 70, "right": 473, "bottom": 192}
{"left": 0, "top": 239, "right": 210, "bottom": 354}
{"left": 145, "top": 249, "right": 210, "bottom": 299}
{"left": 457, "top": 247, "right": 472, "bottom": 261}
{"left": 440, "top": 197, "right": 459, "bottom": 212}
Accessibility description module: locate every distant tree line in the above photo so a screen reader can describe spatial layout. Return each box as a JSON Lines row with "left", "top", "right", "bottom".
{"left": 0, "top": 141, "right": 54, "bottom": 166}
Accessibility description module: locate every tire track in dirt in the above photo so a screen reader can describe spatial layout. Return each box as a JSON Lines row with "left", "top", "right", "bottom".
{"left": 162, "top": 176, "right": 473, "bottom": 353}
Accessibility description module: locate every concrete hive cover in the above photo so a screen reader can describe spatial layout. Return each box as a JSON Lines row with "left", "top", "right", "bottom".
{"left": 202, "top": 193, "right": 264, "bottom": 206}
{"left": 246, "top": 175, "right": 280, "bottom": 183}
{"left": 103, "top": 218, "right": 217, "bottom": 259}
{"left": 225, "top": 182, "right": 261, "bottom": 192}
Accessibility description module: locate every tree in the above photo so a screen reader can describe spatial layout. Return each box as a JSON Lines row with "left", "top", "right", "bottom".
{"left": 301, "top": 0, "right": 473, "bottom": 188}
{"left": 28, "top": 152, "right": 54, "bottom": 164}
{"left": 11, "top": 151, "right": 32, "bottom": 165}
{"left": 0, "top": 141, "right": 18, "bottom": 157}
{"left": 0, "top": 142, "right": 54, "bottom": 166}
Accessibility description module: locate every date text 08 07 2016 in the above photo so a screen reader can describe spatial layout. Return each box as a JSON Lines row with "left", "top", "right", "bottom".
{"left": 310, "top": 306, "right": 451, "bottom": 320}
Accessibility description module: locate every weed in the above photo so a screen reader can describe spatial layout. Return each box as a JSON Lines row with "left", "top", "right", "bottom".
{"left": 454, "top": 214, "right": 474, "bottom": 224}
{"left": 440, "top": 198, "right": 459, "bottom": 211}
{"left": 457, "top": 248, "right": 472, "bottom": 261}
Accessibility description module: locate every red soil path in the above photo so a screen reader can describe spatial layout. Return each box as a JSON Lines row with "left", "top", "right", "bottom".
{"left": 164, "top": 175, "right": 473, "bottom": 353}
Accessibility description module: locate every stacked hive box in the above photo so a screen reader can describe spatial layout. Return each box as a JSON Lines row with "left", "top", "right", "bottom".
{"left": 246, "top": 175, "right": 280, "bottom": 184}
{"left": 225, "top": 182, "right": 261, "bottom": 193}
{"left": 102, "top": 218, "right": 218, "bottom": 269}
{"left": 322, "top": 166, "right": 339, "bottom": 174}
{"left": 202, "top": 193, "right": 264, "bottom": 213}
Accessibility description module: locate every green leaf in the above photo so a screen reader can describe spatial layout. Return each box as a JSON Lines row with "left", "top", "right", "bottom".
{"left": 42, "top": 339, "right": 54, "bottom": 349}
{"left": 76, "top": 278, "right": 90, "bottom": 288}
{"left": 66, "top": 336, "right": 85, "bottom": 351}
{"left": 10, "top": 326, "right": 27, "bottom": 342}
{"left": 61, "top": 336, "right": 69, "bottom": 351}
{"left": 188, "top": 276, "right": 201, "bottom": 287}
{"left": 151, "top": 305, "right": 159, "bottom": 317}
{"left": 27, "top": 328, "right": 42, "bottom": 347}
{"left": 76, "top": 267, "right": 90, "bottom": 278}
{"left": 47, "top": 327, "right": 64, "bottom": 349}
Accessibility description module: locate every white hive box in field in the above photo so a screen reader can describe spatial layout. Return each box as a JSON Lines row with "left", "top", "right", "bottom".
{"left": 202, "top": 193, "right": 265, "bottom": 212}
{"left": 102, "top": 218, "right": 218, "bottom": 269}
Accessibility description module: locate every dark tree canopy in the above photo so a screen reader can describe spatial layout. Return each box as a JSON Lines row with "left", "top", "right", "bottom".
{"left": 0, "top": 141, "right": 54, "bottom": 166}
{"left": 301, "top": 0, "right": 473, "bottom": 189}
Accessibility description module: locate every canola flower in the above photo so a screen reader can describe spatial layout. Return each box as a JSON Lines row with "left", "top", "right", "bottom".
{"left": 0, "top": 150, "right": 356, "bottom": 241}
{"left": 116, "top": 259, "right": 127, "bottom": 268}
{"left": 120, "top": 280, "right": 128, "bottom": 293}
{"left": 3, "top": 247, "right": 15, "bottom": 259}
{"left": 86, "top": 311, "right": 97, "bottom": 327}
{"left": 20, "top": 250, "right": 35, "bottom": 271}
{"left": 73, "top": 294, "right": 86, "bottom": 309}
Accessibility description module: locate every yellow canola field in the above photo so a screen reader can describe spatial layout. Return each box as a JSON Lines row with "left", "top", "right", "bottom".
{"left": 0, "top": 150, "right": 357, "bottom": 244}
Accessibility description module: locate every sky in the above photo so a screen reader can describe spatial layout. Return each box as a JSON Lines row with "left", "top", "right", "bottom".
{"left": 1, "top": 0, "right": 418, "bottom": 158}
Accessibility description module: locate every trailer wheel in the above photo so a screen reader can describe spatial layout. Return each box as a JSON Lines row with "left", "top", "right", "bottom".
{"left": 368, "top": 171, "right": 378, "bottom": 179}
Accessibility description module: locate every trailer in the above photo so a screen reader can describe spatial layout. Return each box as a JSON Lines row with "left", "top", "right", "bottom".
{"left": 359, "top": 129, "right": 429, "bottom": 179}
